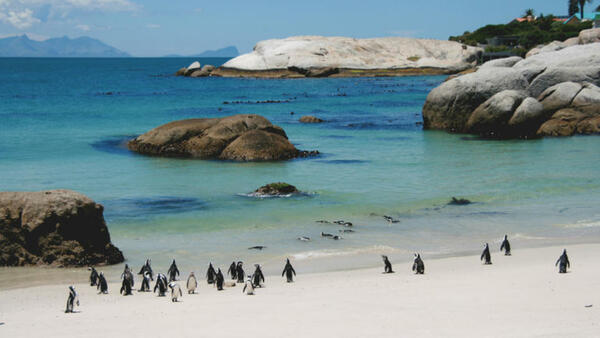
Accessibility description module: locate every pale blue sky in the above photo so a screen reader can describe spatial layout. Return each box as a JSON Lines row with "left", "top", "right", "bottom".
{"left": 0, "top": 0, "right": 591, "bottom": 56}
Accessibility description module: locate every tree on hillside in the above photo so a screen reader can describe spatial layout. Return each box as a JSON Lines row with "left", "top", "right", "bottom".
{"left": 577, "top": 0, "right": 593, "bottom": 18}
{"left": 523, "top": 8, "right": 535, "bottom": 17}
{"left": 569, "top": 0, "right": 579, "bottom": 16}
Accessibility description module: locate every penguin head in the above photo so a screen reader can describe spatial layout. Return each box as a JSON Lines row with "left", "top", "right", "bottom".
{"left": 99, "top": 272, "right": 104, "bottom": 276}
{"left": 168, "top": 282, "right": 176, "bottom": 289}
{"left": 254, "top": 264, "right": 260, "bottom": 268}
{"left": 217, "top": 268, "right": 222, "bottom": 273}
{"left": 563, "top": 249, "right": 567, "bottom": 254}
{"left": 504, "top": 234, "right": 508, "bottom": 240}
{"left": 190, "top": 271, "right": 195, "bottom": 276}
{"left": 69, "top": 285, "right": 75, "bottom": 292}
{"left": 286, "top": 258, "right": 290, "bottom": 263}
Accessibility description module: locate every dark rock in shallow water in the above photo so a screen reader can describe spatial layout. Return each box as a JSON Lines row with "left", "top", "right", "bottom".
{"left": 448, "top": 197, "right": 472, "bottom": 206}
{"left": 0, "top": 190, "right": 124, "bottom": 267}
{"left": 127, "top": 114, "right": 318, "bottom": 162}
{"left": 254, "top": 183, "right": 299, "bottom": 196}
{"left": 299, "top": 115, "right": 324, "bottom": 123}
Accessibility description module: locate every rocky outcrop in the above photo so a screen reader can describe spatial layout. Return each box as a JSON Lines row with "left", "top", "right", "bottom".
{"left": 253, "top": 183, "right": 299, "bottom": 196}
{"left": 0, "top": 190, "right": 124, "bottom": 267}
{"left": 479, "top": 56, "right": 523, "bottom": 69}
{"left": 209, "top": 36, "right": 482, "bottom": 78}
{"left": 175, "top": 62, "right": 216, "bottom": 77}
{"left": 422, "top": 40, "right": 600, "bottom": 138}
{"left": 299, "top": 115, "right": 324, "bottom": 123}
{"left": 128, "top": 114, "right": 318, "bottom": 161}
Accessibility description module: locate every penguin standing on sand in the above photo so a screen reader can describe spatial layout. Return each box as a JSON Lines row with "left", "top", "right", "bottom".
{"left": 120, "top": 273, "right": 134, "bottom": 295}
{"left": 500, "top": 235, "right": 511, "bottom": 256}
{"left": 412, "top": 253, "right": 425, "bottom": 274}
{"left": 556, "top": 249, "right": 570, "bottom": 273}
{"left": 187, "top": 272, "right": 198, "bottom": 294}
{"left": 121, "top": 264, "right": 135, "bottom": 288}
{"left": 215, "top": 268, "right": 225, "bottom": 291}
{"left": 206, "top": 263, "right": 216, "bottom": 284}
{"left": 154, "top": 273, "right": 168, "bottom": 296}
{"left": 242, "top": 275, "right": 255, "bottom": 295}
{"left": 97, "top": 272, "right": 108, "bottom": 294}
{"left": 282, "top": 258, "right": 296, "bottom": 282}
{"left": 481, "top": 243, "right": 492, "bottom": 265}
{"left": 252, "top": 264, "right": 265, "bottom": 288}
{"left": 65, "top": 286, "right": 79, "bottom": 313}
{"left": 228, "top": 261, "right": 237, "bottom": 280}
{"left": 382, "top": 255, "right": 394, "bottom": 273}
{"left": 236, "top": 262, "right": 245, "bottom": 283}
{"left": 167, "top": 259, "right": 180, "bottom": 282}
{"left": 139, "top": 271, "right": 151, "bottom": 292}
{"left": 138, "top": 259, "right": 154, "bottom": 281}
{"left": 88, "top": 267, "right": 99, "bottom": 286}
{"left": 168, "top": 282, "right": 183, "bottom": 302}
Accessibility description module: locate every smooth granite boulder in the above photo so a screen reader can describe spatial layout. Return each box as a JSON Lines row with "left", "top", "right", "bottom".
{"left": 538, "top": 82, "right": 583, "bottom": 115}
{"left": 184, "top": 61, "right": 201, "bottom": 76}
{"left": 0, "top": 190, "right": 124, "bottom": 267}
{"left": 576, "top": 116, "right": 600, "bottom": 134}
{"left": 480, "top": 56, "right": 523, "bottom": 69}
{"left": 128, "top": 114, "right": 316, "bottom": 161}
{"left": 508, "top": 97, "right": 544, "bottom": 131}
{"left": 572, "top": 83, "right": 600, "bottom": 115}
{"left": 537, "top": 109, "right": 589, "bottom": 136}
{"left": 579, "top": 28, "right": 600, "bottom": 45}
{"left": 527, "top": 67, "right": 600, "bottom": 97}
{"left": 465, "top": 90, "right": 528, "bottom": 137}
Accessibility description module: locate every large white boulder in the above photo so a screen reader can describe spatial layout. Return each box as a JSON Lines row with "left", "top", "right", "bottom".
{"left": 222, "top": 36, "right": 482, "bottom": 72}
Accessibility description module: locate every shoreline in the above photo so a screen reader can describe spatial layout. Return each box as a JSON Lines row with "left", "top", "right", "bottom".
{"left": 1, "top": 243, "right": 598, "bottom": 337}
{"left": 208, "top": 66, "right": 456, "bottom": 78}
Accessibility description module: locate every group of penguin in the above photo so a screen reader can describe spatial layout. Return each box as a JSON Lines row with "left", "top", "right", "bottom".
{"left": 65, "top": 258, "right": 297, "bottom": 313}
{"left": 65, "top": 234, "right": 573, "bottom": 313}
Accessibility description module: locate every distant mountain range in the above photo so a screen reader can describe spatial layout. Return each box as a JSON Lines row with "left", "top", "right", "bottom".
{"left": 0, "top": 35, "right": 129, "bottom": 57}
{"left": 164, "top": 46, "right": 239, "bottom": 58}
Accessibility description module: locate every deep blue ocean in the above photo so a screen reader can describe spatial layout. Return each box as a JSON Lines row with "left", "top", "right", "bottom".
{"left": 1, "top": 57, "right": 600, "bottom": 281}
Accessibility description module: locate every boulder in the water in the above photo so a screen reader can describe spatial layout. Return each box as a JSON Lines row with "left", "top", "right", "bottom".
{"left": 448, "top": 197, "right": 472, "bottom": 206}
{"left": 253, "top": 182, "right": 299, "bottom": 196}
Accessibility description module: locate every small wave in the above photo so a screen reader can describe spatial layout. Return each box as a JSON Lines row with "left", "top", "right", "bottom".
{"left": 291, "top": 245, "right": 400, "bottom": 260}
{"left": 561, "top": 218, "right": 600, "bottom": 229}
{"left": 512, "top": 233, "right": 549, "bottom": 240}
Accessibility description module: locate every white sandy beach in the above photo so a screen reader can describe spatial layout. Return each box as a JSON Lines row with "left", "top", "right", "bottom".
{"left": 0, "top": 244, "right": 598, "bottom": 338}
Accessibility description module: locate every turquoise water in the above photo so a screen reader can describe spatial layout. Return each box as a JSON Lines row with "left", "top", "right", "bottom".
{"left": 1, "top": 57, "right": 600, "bottom": 280}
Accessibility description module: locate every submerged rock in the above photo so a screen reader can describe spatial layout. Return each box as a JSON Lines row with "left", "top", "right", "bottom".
{"left": 0, "top": 190, "right": 124, "bottom": 267}
{"left": 128, "top": 114, "right": 317, "bottom": 161}
{"left": 253, "top": 183, "right": 299, "bottom": 196}
{"left": 299, "top": 115, "right": 324, "bottom": 123}
{"left": 448, "top": 197, "right": 472, "bottom": 206}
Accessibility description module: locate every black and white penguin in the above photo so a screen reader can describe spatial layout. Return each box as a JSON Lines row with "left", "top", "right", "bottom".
{"left": 556, "top": 249, "right": 570, "bottom": 273}
{"left": 168, "top": 282, "right": 183, "bottom": 302}
{"left": 88, "top": 267, "right": 99, "bottom": 286}
{"left": 321, "top": 232, "right": 333, "bottom": 237}
{"left": 120, "top": 273, "right": 133, "bottom": 296}
{"left": 215, "top": 268, "right": 225, "bottom": 291}
{"left": 412, "top": 253, "right": 425, "bottom": 274}
{"left": 154, "top": 273, "right": 168, "bottom": 296}
{"left": 139, "top": 271, "right": 151, "bottom": 292}
{"left": 121, "top": 264, "right": 135, "bottom": 288}
{"left": 381, "top": 255, "right": 394, "bottom": 273}
{"left": 500, "top": 235, "right": 511, "bottom": 256}
{"left": 282, "top": 258, "right": 296, "bottom": 283}
{"left": 252, "top": 264, "right": 265, "bottom": 288}
{"left": 187, "top": 272, "right": 197, "bottom": 294}
{"left": 97, "top": 272, "right": 108, "bottom": 294}
{"left": 228, "top": 261, "right": 237, "bottom": 280}
{"left": 297, "top": 236, "right": 311, "bottom": 241}
{"left": 236, "top": 262, "right": 245, "bottom": 283}
{"left": 65, "top": 286, "right": 79, "bottom": 313}
{"left": 242, "top": 275, "right": 255, "bottom": 295}
{"left": 206, "top": 263, "right": 216, "bottom": 284}
{"left": 481, "top": 243, "right": 492, "bottom": 265}
{"left": 138, "top": 259, "right": 154, "bottom": 281}
{"left": 167, "top": 259, "right": 180, "bottom": 282}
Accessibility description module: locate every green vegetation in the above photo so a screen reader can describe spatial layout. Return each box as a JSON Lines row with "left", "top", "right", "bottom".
{"left": 407, "top": 56, "right": 421, "bottom": 62}
{"left": 449, "top": 16, "right": 592, "bottom": 52}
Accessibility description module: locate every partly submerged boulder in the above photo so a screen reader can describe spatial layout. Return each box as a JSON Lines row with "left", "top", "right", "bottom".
{"left": 128, "top": 114, "right": 317, "bottom": 161}
{"left": 253, "top": 183, "right": 299, "bottom": 196}
{"left": 465, "top": 90, "right": 528, "bottom": 137}
{"left": 299, "top": 115, "right": 324, "bottom": 123}
{"left": 0, "top": 190, "right": 124, "bottom": 267}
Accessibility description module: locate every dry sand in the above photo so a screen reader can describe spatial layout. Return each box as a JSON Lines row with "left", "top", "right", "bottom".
{"left": 1, "top": 244, "right": 599, "bottom": 338}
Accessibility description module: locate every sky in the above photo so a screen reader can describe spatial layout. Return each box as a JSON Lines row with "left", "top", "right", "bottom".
{"left": 0, "top": 0, "right": 590, "bottom": 56}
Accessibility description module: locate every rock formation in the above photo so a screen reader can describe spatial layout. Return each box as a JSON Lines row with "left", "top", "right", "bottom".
{"left": 299, "top": 115, "right": 324, "bottom": 123}
{"left": 422, "top": 29, "right": 600, "bottom": 138}
{"left": 175, "top": 61, "right": 216, "bottom": 77}
{"left": 0, "top": 190, "right": 124, "bottom": 267}
{"left": 253, "top": 183, "right": 299, "bottom": 196}
{"left": 128, "top": 114, "right": 318, "bottom": 161}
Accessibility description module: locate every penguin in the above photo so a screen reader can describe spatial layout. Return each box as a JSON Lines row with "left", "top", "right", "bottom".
{"left": 154, "top": 273, "right": 168, "bottom": 296}
{"left": 215, "top": 268, "right": 225, "bottom": 291}
{"left": 167, "top": 259, "right": 180, "bottom": 282}
{"left": 333, "top": 220, "right": 352, "bottom": 226}
{"left": 383, "top": 215, "right": 399, "bottom": 223}
{"left": 65, "top": 286, "right": 79, "bottom": 313}
{"left": 248, "top": 246, "right": 266, "bottom": 250}
{"left": 412, "top": 253, "right": 425, "bottom": 274}
{"left": 481, "top": 243, "right": 492, "bottom": 265}
{"left": 187, "top": 272, "right": 198, "bottom": 294}
{"left": 332, "top": 235, "right": 342, "bottom": 240}
{"left": 139, "top": 271, "right": 151, "bottom": 292}
{"left": 97, "top": 272, "right": 108, "bottom": 294}
{"left": 321, "top": 232, "right": 333, "bottom": 237}
{"left": 252, "top": 264, "right": 265, "bottom": 288}
{"left": 339, "top": 229, "right": 355, "bottom": 233}
{"left": 88, "top": 267, "right": 99, "bottom": 286}
{"left": 236, "top": 262, "right": 245, "bottom": 283}
{"left": 297, "top": 236, "right": 311, "bottom": 241}
{"left": 500, "top": 235, "right": 511, "bottom": 256}
{"left": 168, "top": 282, "right": 183, "bottom": 302}
{"left": 120, "top": 273, "right": 133, "bottom": 295}
{"left": 206, "top": 263, "right": 216, "bottom": 284}
{"left": 121, "top": 264, "right": 135, "bottom": 288}
{"left": 228, "top": 261, "right": 237, "bottom": 280}
{"left": 242, "top": 275, "right": 255, "bottom": 295}
{"left": 282, "top": 258, "right": 296, "bottom": 283}
{"left": 138, "top": 259, "right": 154, "bottom": 281}
{"left": 556, "top": 249, "right": 570, "bottom": 273}
{"left": 381, "top": 255, "right": 394, "bottom": 273}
